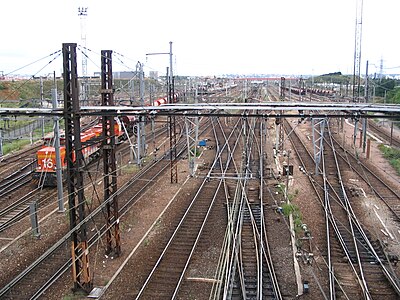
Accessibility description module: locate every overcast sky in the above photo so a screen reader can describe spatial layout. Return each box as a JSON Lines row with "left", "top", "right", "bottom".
{"left": 1, "top": 0, "right": 399, "bottom": 77}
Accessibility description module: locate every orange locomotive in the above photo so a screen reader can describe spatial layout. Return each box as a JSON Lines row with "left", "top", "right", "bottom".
{"left": 33, "top": 118, "right": 127, "bottom": 187}
{"left": 33, "top": 93, "right": 180, "bottom": 186}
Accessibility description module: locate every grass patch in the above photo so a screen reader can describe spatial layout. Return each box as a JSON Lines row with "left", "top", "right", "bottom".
{"left": 378, "top": 144, "right": 400, "bottom": 175}
{"left": 62, "top": 290, "right": 87, "bottom": 300}
{"left": 2, "top": 139, "right": 31, "bottom": 155}
{"left": 123, "top": 163, "right": 139, "bottom": 174}
{"left": 281, "top": 203, "right": 303, "bottom": 234}
{"left": 378, "top": 144, "right": 400, "bottom": 174}
{"left": 0, "top": 119, "right": 64, "bottom": 155}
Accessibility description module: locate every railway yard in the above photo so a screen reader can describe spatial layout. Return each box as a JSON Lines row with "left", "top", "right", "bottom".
{"left": 0, "top": 78, "right": 399, "bottom": 300}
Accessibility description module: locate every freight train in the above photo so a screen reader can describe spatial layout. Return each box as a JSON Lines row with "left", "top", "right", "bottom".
{"left": 283, "top": 86, "right": 306, "bottom": 95}
{"left": 33, "top": 93, "right": 179, "bottom": 186}
{"left": 282, "top": 87, "right": 335, "bottom": 98}
{"left": 306, "top": 88, "right": 335, "bottom": 97}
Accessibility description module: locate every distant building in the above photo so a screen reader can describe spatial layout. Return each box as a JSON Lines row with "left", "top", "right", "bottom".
{"left": 93, "top": 71, "right": 137, "bottom": 79}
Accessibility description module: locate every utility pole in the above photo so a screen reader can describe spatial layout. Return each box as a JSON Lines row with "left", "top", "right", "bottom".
{"left": 52, "top": 72, "right": 64, "bottom": 212}
{"left": 139, "top": 62, "right": 146, "bottom": 159}
{"left": 276, "top": 77, "right": 285, "bottom": 152}
{"left": 146, "top": 41, "right": 177, "bottom": 183}
{"left": 362, "top": 60, "right": 369, "bottom": 153}
{"left": 168, "top": 41, "right": 178, "bottom": 183}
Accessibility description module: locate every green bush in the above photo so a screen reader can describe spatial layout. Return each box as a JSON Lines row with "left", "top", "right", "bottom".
{"left": 2, "top": 139, "right": 31, "bottom": 155}
{"left": 281, "top": 203, "right": 304, "bottom": 234}
{"left": 378, "top": 144, "right": 400, "bottom": 175}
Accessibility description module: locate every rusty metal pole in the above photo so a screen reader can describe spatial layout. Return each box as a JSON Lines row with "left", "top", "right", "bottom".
{"left": 62, "top": 43, "right": 92, "bottom": 293}
{"left": 390, "top": 121, "right": 394, "bottom": 146}
{"left": 366, "top": 139, "right": 371, "bottom": 159}
{"left": 101, "top": 50, "right": 121, "bottom": 256}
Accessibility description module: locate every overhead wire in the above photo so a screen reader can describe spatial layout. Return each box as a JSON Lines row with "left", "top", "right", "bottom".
{"left": 1, "top": 50, "right": 62, "bottom": 105}
{"left": 3, "top": 50, "right": 61, "bottom": 78}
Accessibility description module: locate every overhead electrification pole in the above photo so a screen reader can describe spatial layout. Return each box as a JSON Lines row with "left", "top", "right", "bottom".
{"left": 101, "top": 50, "right": 121, "bottom": 256}
{"left": 62, "top": 43, "right": 92, "bottom": 293}
{"left": 146, "top": 41, "right": 177, "bottom": 183}
{"left": 137, "top": 61, "right": 146, "bottom": 165}
{"left": 52, "top": 72, "right": 64, "bottom": 213}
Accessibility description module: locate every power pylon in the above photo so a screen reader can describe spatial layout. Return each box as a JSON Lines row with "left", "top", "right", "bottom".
{"left": 352, "top": 0, "right": 363, "bottom": 102}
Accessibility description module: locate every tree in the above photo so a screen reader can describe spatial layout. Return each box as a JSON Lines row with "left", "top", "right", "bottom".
{"left": 373, "top": 78, "right": 397, "bottom": 97}
{"left": 388, "top": 87, "right": 400, "bottom": 104}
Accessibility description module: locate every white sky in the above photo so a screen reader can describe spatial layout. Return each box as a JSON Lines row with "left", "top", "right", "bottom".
{"left": 1, "top": 0, "right": 399, "bottom": 77}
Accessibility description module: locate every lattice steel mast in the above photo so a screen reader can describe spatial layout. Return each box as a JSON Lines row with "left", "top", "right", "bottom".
{"left": 352, "top": 0, "right": 363, "bottom": 102}
{"left": 101, "top": 50, "right": 121, "bottom": 256}
{"left": 62, "top": 43, "right": 92, "bottom": 292}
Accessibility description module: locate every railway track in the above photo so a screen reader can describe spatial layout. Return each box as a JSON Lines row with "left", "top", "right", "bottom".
{"left": 0, "top": 145, "right": 40, "bottom": 181}
{"left": 284, "top": 118, "right": 400, "bottom": 299}
{"left": 368, "top": 119, "right": 400, "bottom": 148}
{"left": 0, "top": 160, "right": 35, "bottom": 197}
{"left": 0, "top": 116, "right": 207, "bottom": 299}
{"left": 330, "top": 134, "right": 400, "bottom": 220}
{"left": 0, "top": 119, "right": 172, "bottom": 236}
{"left": 187, "top": 115, "right": 280, "bottom": 300}
{"left": 0, "top": 144, "right": 183, "bottom": 298}
{"left": 133, "top": 116, "right": 242, "bottom": 299}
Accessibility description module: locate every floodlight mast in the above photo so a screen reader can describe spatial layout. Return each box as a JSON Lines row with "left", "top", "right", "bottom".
{"left": 78, "top": 7, "right": 88, "bottom": 104}
{"left": 352, "top": 0, "right": 363, "bottom": 102}
{"left": 78, "top": 7, "right": 88, "bottom": 77}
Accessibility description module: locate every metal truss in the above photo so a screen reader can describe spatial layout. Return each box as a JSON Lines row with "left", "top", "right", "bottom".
{"left": 185, "top": 114, "right": 199, "bottom": 176}
{"left": 280, "top": 77, "right": 286, "bottom": 99}
{"left": 312, "top": 118, "right": 327, "bottom": 175}
{"left": 0, "top": 103, "right": 399, "bottom": 119}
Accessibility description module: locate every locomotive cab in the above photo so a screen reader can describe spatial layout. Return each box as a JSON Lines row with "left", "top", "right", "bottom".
{"left": 32, "top": 146, "right": 66, "bottom": 186}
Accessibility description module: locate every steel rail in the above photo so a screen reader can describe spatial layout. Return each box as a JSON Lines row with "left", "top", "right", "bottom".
{"left": 209, "top": 117, "right": 243, "bottom": 299}
{"left": 284, "top": 118, "right": 368, "bottom": 299}
{"left": 0, "top": 116, "right": 193, "bottom": 298}
{"left": 135, "top": 117, "right": 241, "bottom": 299}
{"left": 326, "top": 128, "right": 400, "bottom": 296}
{"left": 323, "top": 124, "right": 372, "bottom": 299}
{"left": 30, "top": 117, "right": 212, "bottom": 299}
{"left": 331, "top": 135, "right": 400, "bottom": 220}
